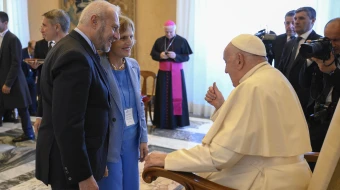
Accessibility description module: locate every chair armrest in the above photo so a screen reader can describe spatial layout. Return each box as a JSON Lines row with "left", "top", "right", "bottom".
{"left": 304, "top": 152, "right": 319, "bottom": 163}
{"left": 142, "top": 167, "right": 235, "bottom": 190}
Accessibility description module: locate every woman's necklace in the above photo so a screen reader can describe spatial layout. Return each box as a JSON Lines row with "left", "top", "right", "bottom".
{"left": 110, "top": 58, "right": 126, "bottom": 70}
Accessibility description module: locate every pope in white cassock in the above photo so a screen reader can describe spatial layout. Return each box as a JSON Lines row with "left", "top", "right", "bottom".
{"left": 144, "top": 34, "right": 312, "bottom": 189}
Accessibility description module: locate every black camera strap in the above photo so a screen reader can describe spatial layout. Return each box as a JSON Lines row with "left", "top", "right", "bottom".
{"left": 323, "top": 50, "right": 338, "bottom": 67}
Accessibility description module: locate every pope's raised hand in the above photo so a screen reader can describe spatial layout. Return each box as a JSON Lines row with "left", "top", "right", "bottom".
{"left": 205, "top": 82, "right": 224, "bottom": 110}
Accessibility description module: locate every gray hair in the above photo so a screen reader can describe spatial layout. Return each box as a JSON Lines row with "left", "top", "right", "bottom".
{"left": 43, "top": 9, "right": 70, "bottom": 33}
{"left": 78, "top": 0, "right": 121, "bottom": 25}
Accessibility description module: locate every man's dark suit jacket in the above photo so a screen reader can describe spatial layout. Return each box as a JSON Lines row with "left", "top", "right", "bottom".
{"left": 34, "top": 39, "right": 48, "bottom": 59}
{"left": 21, "top": 47, "right": 36, "bottom": 81}
{"left": 300, "top": 58, "right": 340, "bottom": 117}
{"left": 34, "top": 39, "right": 48, "bottom": 117}
{"left": 300, "top": 57, "right": 340, "bottom": 152}
{"left": 278, "top": 30, "right": 322, "bottom": 112}
{"left": 272, "top": 33, "right": 288, "bottom": 68}
{"left": 0, "top": 31, "right": 31, "bottom": 109}
{"left": 22, "top": 48, "right": 37, "bottom": 114}
{"left": 35, "top": 30, "right": 112, "bottom": 187}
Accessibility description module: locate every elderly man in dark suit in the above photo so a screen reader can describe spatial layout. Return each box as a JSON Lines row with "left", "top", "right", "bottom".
{"left": 35, "top": 1, "right": 120, "bottom": 190}
{"left": 272, "top": 10, "right": 296, "bottom": 68}
{"left": 0, "top": 11, "right": 35, "bottom": 142}
{"left": 278, "top": 7, "right": 322, "bottom": 115}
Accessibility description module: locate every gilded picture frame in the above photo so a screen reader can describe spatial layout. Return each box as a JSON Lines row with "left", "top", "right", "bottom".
{"left": 60, "top": 0, "right": 137, "bottom": 58}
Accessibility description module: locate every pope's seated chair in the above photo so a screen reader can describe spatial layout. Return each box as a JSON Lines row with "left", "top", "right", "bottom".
{"left": 143, "top": 99, "right": 340, "bottom": 190}
{"left": 140, "top": 71, "right": 156, "bottom": 126}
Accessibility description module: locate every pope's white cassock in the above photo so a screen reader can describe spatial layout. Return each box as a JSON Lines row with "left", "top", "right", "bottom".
{"left": 165, "top": 62, "right": 312, "bottom": 189}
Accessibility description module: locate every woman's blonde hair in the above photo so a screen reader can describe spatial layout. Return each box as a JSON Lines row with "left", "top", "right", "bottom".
{"left": 119, "top": 15, "right": 135, "bottom": 34}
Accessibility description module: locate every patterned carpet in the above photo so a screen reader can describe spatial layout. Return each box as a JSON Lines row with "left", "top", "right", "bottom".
{"left": 0, "top": 117, "right": 212, "bottom": 190}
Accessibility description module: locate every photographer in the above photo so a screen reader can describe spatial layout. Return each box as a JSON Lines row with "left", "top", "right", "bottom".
{"left": 278, "top": 7, "right": 322, "bottom": 113}
{"left": 299, "top": 18, "right": 340, "bottom": 156}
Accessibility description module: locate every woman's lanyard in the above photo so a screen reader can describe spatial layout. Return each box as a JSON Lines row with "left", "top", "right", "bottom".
{"left": 164, "top": 36, "right": 176, "bottom": 52}
{"left": 113, "top": 67, "right": 136, "bottom": 127}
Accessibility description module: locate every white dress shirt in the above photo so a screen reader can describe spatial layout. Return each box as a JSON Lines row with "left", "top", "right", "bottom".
{"left": 0, "top": 29, "right": 9, "bottom": 48}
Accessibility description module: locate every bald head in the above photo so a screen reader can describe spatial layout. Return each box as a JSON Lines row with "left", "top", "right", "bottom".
{"left": 78, "top": 1, "right": 120, "bottom": 26}
{"left": 324, "top": 17, "right": 340, "bottom": 54}
{"left": 28, "top": 40, "right": 36, "bottom": 55}
{"left": 325, "top": 17, "right": 340, "bottom": 28}
{"left": 77, "top": 1, "right": 120, "bottom": 52}
{"left": 28, "top": 40, "right": 36, "bottom": 49}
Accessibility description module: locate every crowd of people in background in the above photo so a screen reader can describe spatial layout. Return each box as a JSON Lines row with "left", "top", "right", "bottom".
{"left": 0, "top": 1, "right": 339, "bottom": 189}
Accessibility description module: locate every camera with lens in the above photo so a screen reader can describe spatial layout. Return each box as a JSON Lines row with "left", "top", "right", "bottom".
{"left": 310, "top": 102, "right": 337, "bottom": 123}
{"left": 255, "top": 29, "right": 277, "bottom": 41}
{"left": 299, "top": 37, "right": 333, "bottom": 60}
{"left": 255, "top": 29, "right": 276, "bottom": 63}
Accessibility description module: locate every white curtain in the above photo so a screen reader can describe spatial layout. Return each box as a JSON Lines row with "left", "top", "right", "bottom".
{"left": 177, "top": 0, "right": 339, "bottom": 117}
{"left": 0, "top": 0, "right": 30, "bottom": 48}
{"left": 177, "top": 0, "right": 216, "bottom": 118}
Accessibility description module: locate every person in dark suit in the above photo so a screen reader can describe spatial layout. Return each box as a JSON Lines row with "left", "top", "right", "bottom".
{"left": 33, "top": 9, "right": 69, "bottom": 134}
{"left": 34, "top": 39, "right": 48, "bottom": 60}
{"left": 272, "top": 10, "right": 296, "bottom": 68}
{"left": 32, "top": 39, "right": 48, "bottom": 131}
{"left": 277, "top": 7, "right": 322, "bottom": 115}
{"left": 35, "top": 2, "right": 121, "bottom": 190}
{"left": 0, "top": 11, "right": 35, "bottom": 142}
{"left": 21, "top": 40, "right": 37, "bottom": 116}
{"left": 299, "top": 18, "right": 340, "bottom": 170}
{"left": 33, "top": 39, "right": 48, "bottom": 95}
{"left": 32, "top": 39, "right": 47, "bottom": 125}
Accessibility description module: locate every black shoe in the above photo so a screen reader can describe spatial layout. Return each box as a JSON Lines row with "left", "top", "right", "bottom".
{"left": 0, "top": 120, "right": 2, "bottom": 127}
{"left": 12, "top": 134, "right": 35, "bottom": 142}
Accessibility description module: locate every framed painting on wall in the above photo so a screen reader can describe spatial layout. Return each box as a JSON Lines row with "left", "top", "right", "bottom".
{"left": 60, "top": 0, "right": 137, "bottom": 58}
{"left": 60, "top": 0, "right": 136, "bottom": 30}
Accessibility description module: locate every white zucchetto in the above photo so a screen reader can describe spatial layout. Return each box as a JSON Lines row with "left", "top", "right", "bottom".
{"left": 231, "top": 34, "right": 267, "bottom": 56}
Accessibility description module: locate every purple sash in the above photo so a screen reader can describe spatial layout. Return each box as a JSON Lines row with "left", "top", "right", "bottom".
{"left": 159, "top": 61, "right": 183, "bottom": 115}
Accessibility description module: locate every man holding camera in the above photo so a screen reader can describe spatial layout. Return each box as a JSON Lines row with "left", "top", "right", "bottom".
{"left": 299, "top": 18, "right": 340, "bottom": 158}
{"left": 278, "top": 7, "right": 322, "bottom": 114}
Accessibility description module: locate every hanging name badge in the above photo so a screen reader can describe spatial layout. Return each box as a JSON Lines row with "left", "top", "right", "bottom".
{"left": 124, "top": 108, "right": 135, "bottom": 127}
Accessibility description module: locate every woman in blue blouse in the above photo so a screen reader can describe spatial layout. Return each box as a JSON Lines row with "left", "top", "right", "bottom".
{"left": 98, "top": 15, "right": 148, "bottom": 190}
